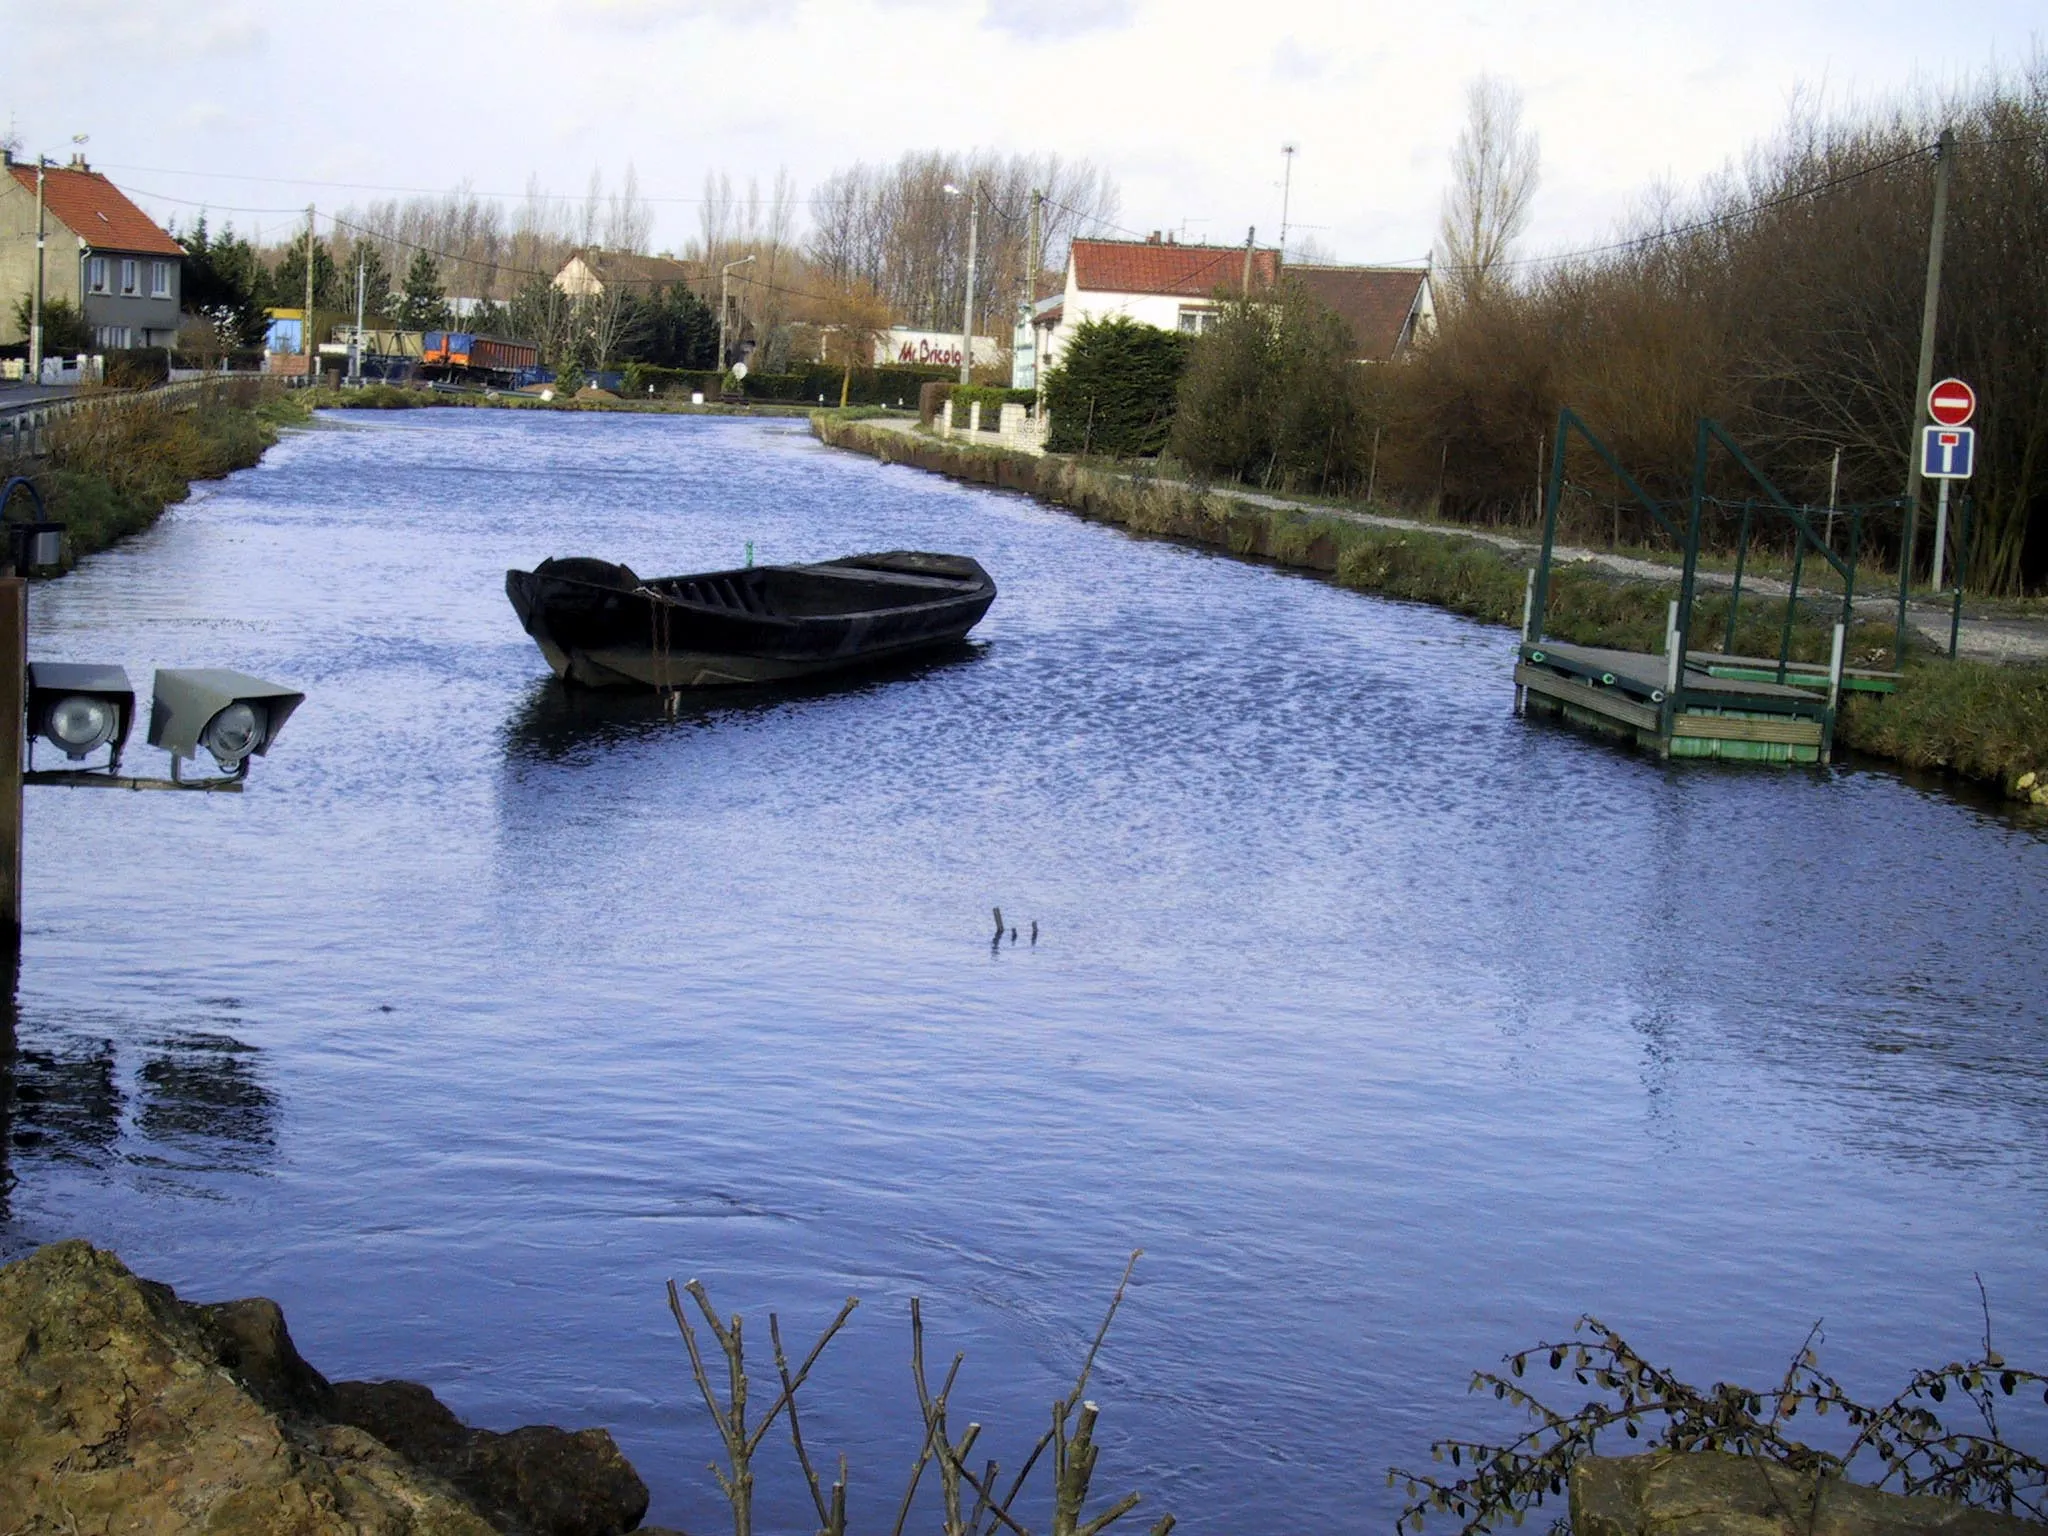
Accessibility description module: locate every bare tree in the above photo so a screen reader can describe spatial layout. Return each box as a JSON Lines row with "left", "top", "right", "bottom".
{"left": 804, "top": 152, "right": 1119, "bottom": 333}
{"left": 1437, "top": 75, "right": 1542, "bottom": 309}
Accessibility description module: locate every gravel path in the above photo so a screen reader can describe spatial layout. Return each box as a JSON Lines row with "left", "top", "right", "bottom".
{"left": 855, "top": 418, "right": 2048, "bottom": 664}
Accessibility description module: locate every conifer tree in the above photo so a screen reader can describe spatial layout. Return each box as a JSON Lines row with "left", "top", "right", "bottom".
{"left": 395, "top": 249, "right": 452, "bottom": 331}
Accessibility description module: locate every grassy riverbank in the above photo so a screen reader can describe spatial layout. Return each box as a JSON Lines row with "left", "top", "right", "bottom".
{"left": 813, "top": 415, "right": 2048, "bottom": 803}
{"left": 11, "top": 380, "right": 312, "bottom": 571}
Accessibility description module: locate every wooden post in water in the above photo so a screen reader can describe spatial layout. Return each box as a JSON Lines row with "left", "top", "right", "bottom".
{"left": 1823, "top": 621, "right": 1847, "bottom": 765}
{"left": 1514, "top": 568, "right": 1535, "bottom": 714}
{"left": 0, "top": 574, "right": 23, "bottom": 946}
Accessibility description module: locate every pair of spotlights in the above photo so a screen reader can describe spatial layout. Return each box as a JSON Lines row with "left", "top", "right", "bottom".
{"left": 28, "top": 664, "right": 304, "bottom": 778}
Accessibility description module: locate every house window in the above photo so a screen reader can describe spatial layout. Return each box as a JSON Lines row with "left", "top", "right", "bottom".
{"left": 121, "top": 259, "right": 139, "bottom": 295}
{"left": 150, "top": 260, "right": 171, "bottom": 298}
{"left": 1176, "top": 307, "right": 1218, "bottom": 335}
{"left": 87, "top": 256, "right": 109, "bottom": 293}
{"left": 93, "top": 325, "right": 132, "bottom": 349}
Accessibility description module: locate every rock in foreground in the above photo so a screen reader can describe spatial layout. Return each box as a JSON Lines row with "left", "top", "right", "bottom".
{"left": 1573, "top": 1450, "right": 2040, "bottom": 1536}
{"left": 0, "top": 1239, "right": 650, "bottom": 1536}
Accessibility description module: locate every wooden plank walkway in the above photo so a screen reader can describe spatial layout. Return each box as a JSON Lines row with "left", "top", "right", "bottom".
{"left": 1516, "top": 640, "right": 1834, "bottom": 764}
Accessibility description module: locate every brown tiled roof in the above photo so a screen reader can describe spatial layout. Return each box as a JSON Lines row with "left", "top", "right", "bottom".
{"left": 1071, "top": 238, "right": 1280, "bottom": 299}
{"left": 573, "top": 249, "right": 698, "bottom": 289}
{"left": 1286, "top": 265, "right": 1428, "bottom": 360}
{"left": 6, "top": 164, "right": 184, "bottom": 256}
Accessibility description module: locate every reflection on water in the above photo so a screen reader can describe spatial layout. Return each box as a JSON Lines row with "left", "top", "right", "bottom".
{"left": 4, "top": 410, "right": 2045, "bottom": 1536}
{"left": 501, "top": 641, "right": 988, "bottom": 763}
{"left": 134, "top": 1033, "right": 276, "bottom": 1169}
{"left": 1, "top": 987, "right": 275, "bottom": 1216}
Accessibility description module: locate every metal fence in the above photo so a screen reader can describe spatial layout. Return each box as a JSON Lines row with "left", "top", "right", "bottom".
{"left": 0, "top": 375, "right": 289, "bottom": 461}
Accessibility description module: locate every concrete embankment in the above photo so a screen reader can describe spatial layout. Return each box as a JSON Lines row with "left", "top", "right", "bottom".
{"left": 0, "top": 1240, "right": 671, "bottom": 1536}
{"left": 811, "top": 415, "right": 2048, "bottom": 804}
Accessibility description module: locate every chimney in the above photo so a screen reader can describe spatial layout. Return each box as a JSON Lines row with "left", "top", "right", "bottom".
{"left": 1146, "top": 230, "right": 1161, "bottom": 245}
{"left": 69, "top": 152, "right": 88, "bottom": 170}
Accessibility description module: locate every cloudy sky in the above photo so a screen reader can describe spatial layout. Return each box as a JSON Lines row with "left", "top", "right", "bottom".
{"left": 5, "top": 0, "right": 2039, "bottom": 263}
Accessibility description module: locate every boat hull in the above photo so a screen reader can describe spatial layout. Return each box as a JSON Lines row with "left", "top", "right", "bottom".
{"left": 505, "top": 551, "right": 996, "bottom": 691}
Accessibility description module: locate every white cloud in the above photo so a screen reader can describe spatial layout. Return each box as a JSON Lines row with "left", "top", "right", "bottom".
{"left": 14, "top": 0, "right": 2041, "bottom": 267}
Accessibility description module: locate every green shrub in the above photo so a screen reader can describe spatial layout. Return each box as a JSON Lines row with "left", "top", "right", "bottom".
{"left": 101, "top": 348, "right": 171, "bottom": 389}
{"left": 1171, "top": 283, "right": 1374, "bottom": 493}
{"left": 1043, "top": 318, "right": 1191, "bottom": 456}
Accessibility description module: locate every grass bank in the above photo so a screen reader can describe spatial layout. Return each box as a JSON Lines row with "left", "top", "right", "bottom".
{"left": 6, "top": 379, "right": 312, "bottom": 572}
{"left": 813, "top": 415, "right": 2048, "bottom": 804}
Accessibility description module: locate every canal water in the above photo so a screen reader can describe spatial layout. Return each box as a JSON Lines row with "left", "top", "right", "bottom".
{"left": 5, "top": 411, "right": 2045, "bottom": 1533}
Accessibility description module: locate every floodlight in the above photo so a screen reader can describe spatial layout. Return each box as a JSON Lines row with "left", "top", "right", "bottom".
{"left": 10, "top": 522, "right": 63, "bottom": 570}
{"left": 148, "top": 669, "right": 304, "bottom": 777}
{"left": 27, "top": 662, "right": 135, "bottom": 767}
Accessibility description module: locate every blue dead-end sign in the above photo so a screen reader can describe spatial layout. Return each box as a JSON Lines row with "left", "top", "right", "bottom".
{"left": 1922, "top": 425, "right": 1975, "bottom": 479}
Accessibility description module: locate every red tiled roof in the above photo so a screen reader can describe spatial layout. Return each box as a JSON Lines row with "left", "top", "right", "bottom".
{"left": 6, "top": 164, "right": 184, "bottom": 256}
{"left": 1286, "top": 265, "right": 1428, "bottom": 360}
{"left": 1071, "top": 239, "right": 1280, "bottom": 299}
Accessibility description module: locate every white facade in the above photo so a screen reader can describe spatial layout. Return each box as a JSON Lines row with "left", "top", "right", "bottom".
{"left": 1041, "top": 269, "right": 1229, "bottom": 373}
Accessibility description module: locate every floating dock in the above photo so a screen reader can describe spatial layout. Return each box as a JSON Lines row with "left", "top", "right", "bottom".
{"left": 1517, "top": 641, "right": 1833, "bottom": 763}
{"left": 1515, "top": 410, "right": 1906, "bottom": 767}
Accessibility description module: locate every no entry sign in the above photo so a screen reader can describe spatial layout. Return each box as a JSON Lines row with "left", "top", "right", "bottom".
{"left": 1928, "top": 378, "right": 1976, "bottom": 427}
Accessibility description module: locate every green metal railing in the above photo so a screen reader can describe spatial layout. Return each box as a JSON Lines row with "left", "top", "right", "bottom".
{"left": 1527, "top": 409, "right": 1915, "bottom": 759}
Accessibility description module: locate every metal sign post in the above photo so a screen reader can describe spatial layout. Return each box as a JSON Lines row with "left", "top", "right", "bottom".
{"left": 1921, "top": 422, "right": 1975, "bottom": 591}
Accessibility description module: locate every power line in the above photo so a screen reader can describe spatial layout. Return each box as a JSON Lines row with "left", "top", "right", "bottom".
{"left": 98, "top": 161, "right": 723, "bottom": 205}
{"left": 1431, "top": 138, "right": 1939, "bottom": 276}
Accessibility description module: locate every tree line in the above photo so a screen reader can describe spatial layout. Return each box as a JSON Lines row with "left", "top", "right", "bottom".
{"left": 1056, "top": 63, "right": 2048, "bottom": 596}
{"left": 172, "top": 153, "right": 1117, "bottom": 379}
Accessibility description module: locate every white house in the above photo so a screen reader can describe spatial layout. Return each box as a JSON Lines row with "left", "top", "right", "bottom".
{"left": 552, "top": 249, "right": 697, "bottom": 299}
{"left": 1033, "top": 234, "right": 1434, "bottom": 371}
{"left": 1036, "top": 234, "right": 1280, "bottom": 373}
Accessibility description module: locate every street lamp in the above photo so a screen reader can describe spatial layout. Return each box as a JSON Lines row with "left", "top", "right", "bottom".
{"left": 719, "top": 254, "right": 756, "bottom": 376}
{"left": 943, "top": 182, "right": 979, "bottom": 385}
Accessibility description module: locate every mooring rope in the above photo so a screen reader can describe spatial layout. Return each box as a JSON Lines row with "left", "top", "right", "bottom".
{"left": 644, "top": 587, "right": 679, "bottom": 717}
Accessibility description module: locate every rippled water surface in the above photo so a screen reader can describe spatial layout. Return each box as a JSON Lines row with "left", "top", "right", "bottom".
{"left": 6, "top": 410, "right": 2046, "bottom": 1532}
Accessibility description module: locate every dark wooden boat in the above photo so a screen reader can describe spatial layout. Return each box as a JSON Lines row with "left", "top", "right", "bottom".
{"left": 505, "top": 550, "right": 997, "bottom": 689}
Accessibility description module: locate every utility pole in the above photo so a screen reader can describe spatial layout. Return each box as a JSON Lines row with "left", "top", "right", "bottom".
{"left": 1824, "top": 446, "right": 1841, "bottom": 552}
{"left": 719, "top": 253, "right": 756, "bottom": 376}
{"left": 1278, "top": 144, "right": 1297, "bottom": 260}
{"left": 1241, "top": 226, "right": 1256, "bottom": 295}
{"left": 350, "top": 255, "right": 366, "bottom": 382}
{"left": 959, "top": 180, "right": 979, "bottom": 386}
{"left": 29, "top": 159, "right": 48, "bottom": 383}
{"left": 1023, "top": 188, "right": 1041, "bottom": 393}
{"left": 303, "top": 205, "right": 317, "bottom": 385}
{"left": 1901, "top": 126, "right": 1954, "bottom": 590}
{"left": 0, "top": 564, "right": 19, "bottom": 946}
